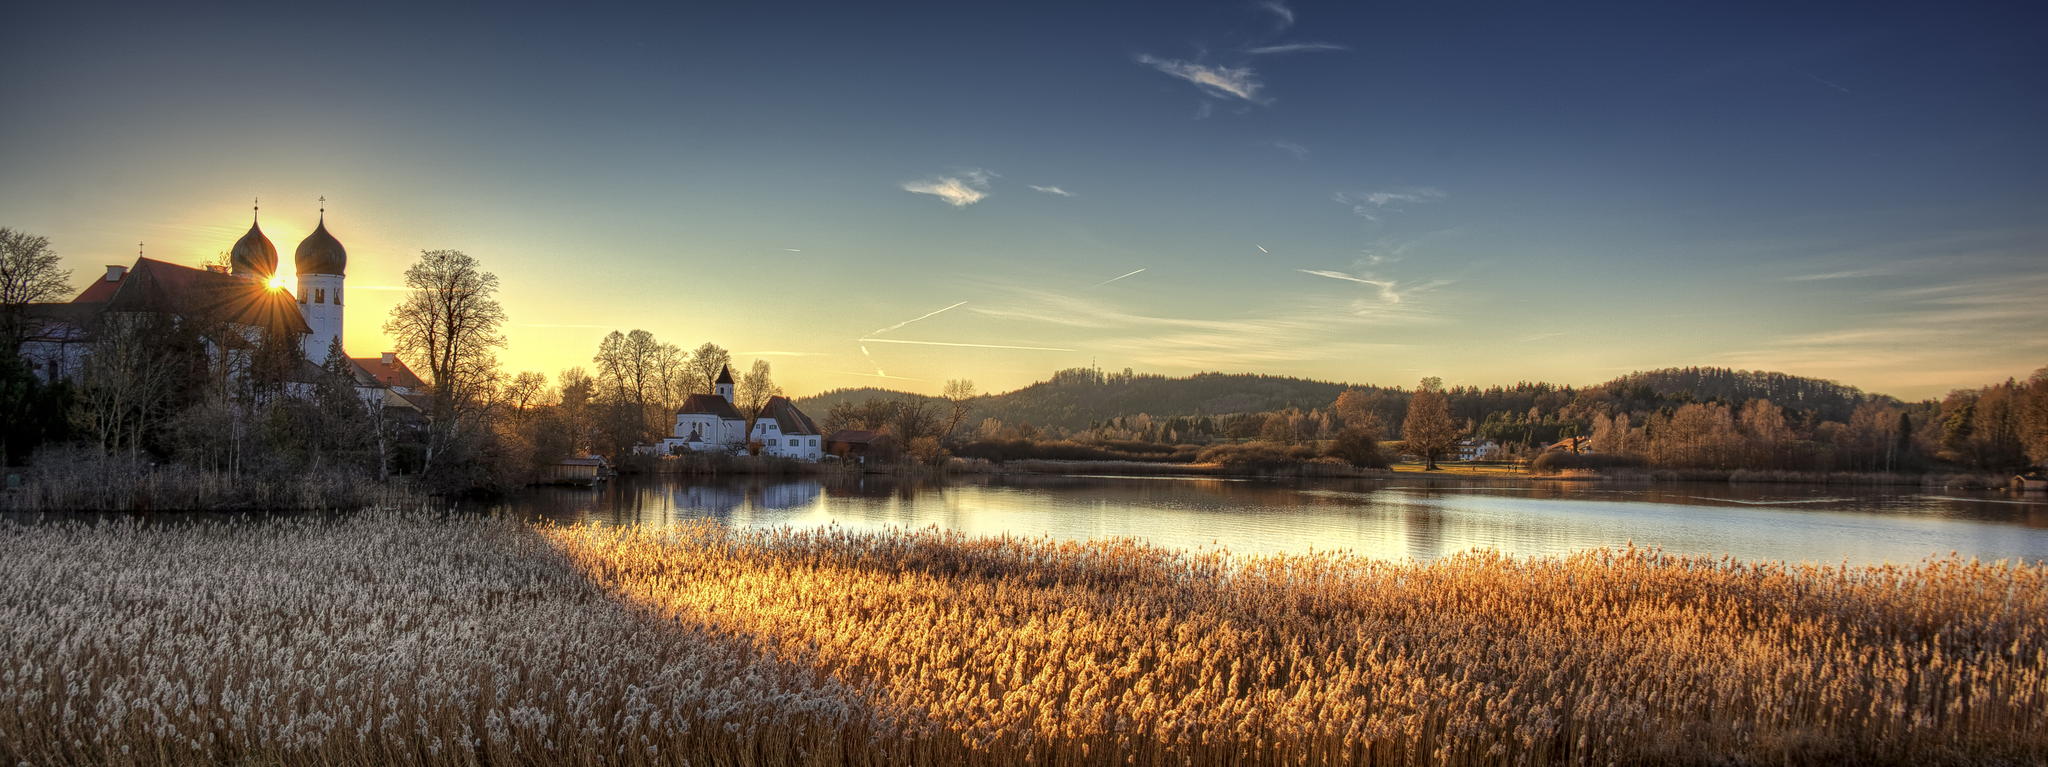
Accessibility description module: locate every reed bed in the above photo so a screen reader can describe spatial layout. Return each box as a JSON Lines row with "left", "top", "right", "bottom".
{"left": 2, "top": 512, "right": 2042, "bottom": 765}
{"left": 546, "top": 523, "right": 2048, "bottom": 766}
{"left": 0, "top": 512, "right": 880, "bottom": 766}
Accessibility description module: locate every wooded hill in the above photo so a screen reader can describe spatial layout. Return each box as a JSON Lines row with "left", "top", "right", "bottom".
{"left": 799, "top": 368, "right": 1350, "bottom": 433}
{"left": 798, "top": 366, "right": 1893, "bottom": 436}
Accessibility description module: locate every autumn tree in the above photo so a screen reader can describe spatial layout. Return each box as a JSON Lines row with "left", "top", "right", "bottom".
{"left": 1401, "top": 377, "right": 1459, "bottom": 470}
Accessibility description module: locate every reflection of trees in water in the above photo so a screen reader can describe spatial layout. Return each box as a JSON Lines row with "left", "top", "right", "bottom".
{"left": 503, "top": 474, "right": 2048, "bottom": 562}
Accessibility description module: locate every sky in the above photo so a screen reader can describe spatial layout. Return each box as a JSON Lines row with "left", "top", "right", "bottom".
{"left": 2, "top": 0, "right": 2044, "bottom": 400}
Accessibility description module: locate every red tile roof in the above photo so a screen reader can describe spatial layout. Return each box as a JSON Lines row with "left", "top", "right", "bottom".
{"left": 351, "top": 356, "right": 427, "bottom": 391}
{"left": 760, "top": 395, "right": 820, "bottom": 436}
{"left": 73, "top": 274, "right": 124, "bottom": 303}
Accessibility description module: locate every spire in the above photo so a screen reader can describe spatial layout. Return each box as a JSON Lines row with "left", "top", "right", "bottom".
{"left": 318, "top": 195, "right": 325, "bottom": 224}
{"left": 253, "top": 196, "right": 260, "bottom": 223}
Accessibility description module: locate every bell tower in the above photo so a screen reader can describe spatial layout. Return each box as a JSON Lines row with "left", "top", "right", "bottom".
{"left": 293, "top": 198, "right": 348, "bottom": 363}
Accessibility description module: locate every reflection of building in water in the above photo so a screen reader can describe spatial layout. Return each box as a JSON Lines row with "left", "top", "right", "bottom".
{"left": 675, "top": 484, "right": 747, "bottom": 515}
{"left": 753, "top": 481, "right": 821, "bottom": 510}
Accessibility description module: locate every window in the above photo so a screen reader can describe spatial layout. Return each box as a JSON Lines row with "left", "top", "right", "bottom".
{"left": 315, "top": 288, "right": 326, "bottom": 304}
{"left": 298, "top": 291, "right": 307, "bottom": 304}
{"left": 334, "top": 287, "right": 342, "bottom": 306}
{"left": 809, "top": 438, "right": 818, "bottom": 446}
{"left": 787, "top": 438, "right": 797, "bottom": 446}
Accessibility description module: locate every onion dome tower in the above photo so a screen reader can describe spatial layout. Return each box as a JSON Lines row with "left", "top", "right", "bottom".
{"left": 229, "top": 200, "right": 278, "bottom": 281}
{"left": 293, "top": 197, "right": 348, "bottom": 363}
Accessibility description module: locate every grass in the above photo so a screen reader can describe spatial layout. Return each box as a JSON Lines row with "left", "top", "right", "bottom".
{"left": 4, "top": 511, "right": 2044, "bottom": 765}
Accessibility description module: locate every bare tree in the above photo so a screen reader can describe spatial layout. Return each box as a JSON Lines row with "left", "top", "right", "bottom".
{"left": 1401, "top": 377, "right": 1460, "bottom": 470}
{"left": 940, "top": 379, "right": 976, "bottom": 443}
{"left": 505, "top": 371, "right": 550, "bottom": 416}
{"left": 0, "top": 227, "right": 71, "bottom": 350}
{"left": 71, "top": 314, "right": 181, "bottom": 458}
{"left": 383, "top": 249, "right": 506, "bottom": 476}
{"left": 736, "top": 359, "right": 779, "bottom": 449}
{"left": 384, "top": 250, "right": 506, "bottom": 413}
{"left": 686, "top": 342, "right": 731, "bottom": 396}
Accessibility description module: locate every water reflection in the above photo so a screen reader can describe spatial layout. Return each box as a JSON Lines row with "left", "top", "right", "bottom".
{"left": 503, "top": 474, "right": 2048, "bottom": 565}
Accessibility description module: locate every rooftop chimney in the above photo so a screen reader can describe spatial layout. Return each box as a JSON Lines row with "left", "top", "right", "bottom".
{"left": 381, "top": 352, "right": 397, "bottom": 365}
{"left": 104, "top": 265, "right": 127, "bottom": 282}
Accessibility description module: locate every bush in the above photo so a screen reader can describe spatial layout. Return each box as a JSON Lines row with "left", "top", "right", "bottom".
{"left": 1324, "top": 427, "right": 1388, "bottom": 468}
{"left": 1528, "top": 451, "right": 1646, "bottom": 474}
{"left": 1195, "top": 442, "right": 1316, "bottom": 471}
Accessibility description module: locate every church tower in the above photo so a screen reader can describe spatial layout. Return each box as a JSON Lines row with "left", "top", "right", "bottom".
{"left": 715, "top": 364, "right": 735, "bottom": 403}
{"left": 293, "top": 201, "right": 347, "bottom": 363}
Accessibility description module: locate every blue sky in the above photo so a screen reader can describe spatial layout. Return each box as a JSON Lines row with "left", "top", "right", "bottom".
{"left": 2, "top": 0, "right": 2043, "bottom": 398}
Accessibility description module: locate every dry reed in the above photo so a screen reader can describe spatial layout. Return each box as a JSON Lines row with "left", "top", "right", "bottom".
{"left": 3, "top": 511, "right": 2042, "bottom": 765}
{"left": 546, "top": 523, "right": 2048, "bottom": 766}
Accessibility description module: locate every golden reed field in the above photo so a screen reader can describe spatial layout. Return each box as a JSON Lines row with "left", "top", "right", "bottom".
{"left": 2, "top": 512, "right": 2043, "bottom": 766}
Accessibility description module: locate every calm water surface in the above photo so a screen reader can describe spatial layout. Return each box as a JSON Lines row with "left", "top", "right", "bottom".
{"left": 503, "top": 474, "right": 2048, "bottom": 565}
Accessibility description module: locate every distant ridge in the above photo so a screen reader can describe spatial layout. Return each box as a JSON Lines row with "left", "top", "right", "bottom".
{"left": 797, "top": 366, "right": 1888, "bottom": 433}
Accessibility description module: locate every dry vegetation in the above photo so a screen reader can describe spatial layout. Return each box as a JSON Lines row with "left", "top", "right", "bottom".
{"left": 4, "top": 512, "right": 2044, "bottom": 765}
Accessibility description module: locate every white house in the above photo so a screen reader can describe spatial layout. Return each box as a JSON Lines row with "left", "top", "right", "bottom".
{"left": 660, "top": 365, "right": 825, "bottom": 461}
{"left": 1455, "top": 439, "right": 1502, "bottom": 461}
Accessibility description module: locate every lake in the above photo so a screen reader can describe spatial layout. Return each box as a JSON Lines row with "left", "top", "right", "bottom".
{"left": 502, "top": 473, "right": 2048, "bottom": 565}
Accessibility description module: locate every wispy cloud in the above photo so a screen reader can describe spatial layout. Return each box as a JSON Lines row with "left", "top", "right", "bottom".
{"left": 829, "top": 369, "right": 928, "bottom": 382}
{"left": 1784, "top": 265, "right": 1903, "bottom": 282}
{"left": 1027, "top": 184, "right": 1075, "bottom": 197}
{"left": 1804, "top": 72, "right": 1852, "bottom": 94}
{"left": 1334, "top": 187, "right": 1447, "bottom": 219}
{"left": 1298, "top": 269, "right": 1403, "bottom": 303}
{"left": 1093, "top": 268, "right": 1146, "bottom": 287}
{"left": 967, "top": 288, "right": 1426, "bottom": 369}
{"left": 1259, "top": 1, "right": 1295, "bottom": 29}
{"left": 1265, "top": 139, "right": 1310, "bottom": 159}
{"left": 1136, "top": 55, "right": 1264, "bottom": 102}
{"left": 782, "top": 248, "right": 803, "bottom": 253}
{"left": 520, "top": 322, "right": 614, "bottom": 329}
{"left": 1246, "top": 42, "right": 1346, "bottom": 55}
{"left": 1724, "top": 272, "right": 2048, "bottom": 397}
{"left": 902, "top": 169, "right": 994, "bottom": 207}
{"left": 858, "top": 337, "right": 1075, "bottom": 352}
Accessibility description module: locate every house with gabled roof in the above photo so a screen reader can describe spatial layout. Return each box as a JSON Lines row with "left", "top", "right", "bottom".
{"left": 658, "top": 364, "right": 824, "bottom": 460}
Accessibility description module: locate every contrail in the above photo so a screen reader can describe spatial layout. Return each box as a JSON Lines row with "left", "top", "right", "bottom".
{"left": 869, "top": 301, "right": 967, "bottom": 336}
{"left": 858, "top": 337, "right": 1074, "bottom": 352}
{"left": 1256, "top": 244, "right": 1269, "bottom": 254}
{"left": 1298, "top": 269, "right": 1401, "bottom": 303}
{"left": 1093, "top": 268, "right": 1146, "bottom": 287}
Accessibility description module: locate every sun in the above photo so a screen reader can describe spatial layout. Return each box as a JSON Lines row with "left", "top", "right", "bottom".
{"left": 266, "top": 276, "right": 287, "bottom": 290}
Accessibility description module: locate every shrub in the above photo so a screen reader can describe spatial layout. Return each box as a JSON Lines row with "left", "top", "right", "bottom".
{"left": 1529, "top": 450, "right": 1646, "bottom": 474}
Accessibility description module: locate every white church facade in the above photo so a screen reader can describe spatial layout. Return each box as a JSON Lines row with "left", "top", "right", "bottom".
{"left": 659, "top": 365, "right": 824, "bottom": 461}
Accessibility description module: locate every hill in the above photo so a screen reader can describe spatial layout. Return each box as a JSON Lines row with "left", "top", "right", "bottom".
{"left": 797, "top": 366, "right": 1892, "bottom": 436}
{"left": 798, "top": 368, "right": 1351, "bottom": 433}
